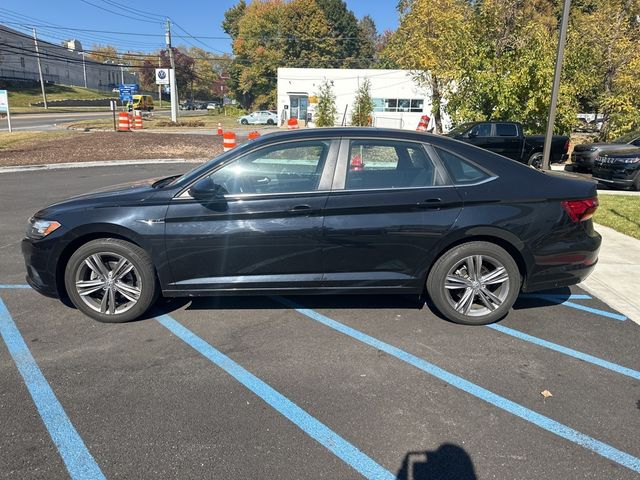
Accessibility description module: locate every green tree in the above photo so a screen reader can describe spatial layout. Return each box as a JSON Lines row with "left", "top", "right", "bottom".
{"left": 315, "top": 79, "right": 337, "bottom": 127}
{"left": 384, "top": 0, "right": 473, "bottom": 133}
{"left": 351, "top": 78, "right": 373, "bottom": 126}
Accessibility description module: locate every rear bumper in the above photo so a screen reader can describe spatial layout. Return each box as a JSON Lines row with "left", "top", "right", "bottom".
{"left": 592, "top": 176, "right": 635, "bottom": 188}
{"left": 522, "top": 227, "right": 601, "bottom": 292}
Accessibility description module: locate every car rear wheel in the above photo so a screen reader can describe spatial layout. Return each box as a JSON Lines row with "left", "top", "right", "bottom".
{"left": 528, "top": 152, "right": 543, "bottom": 169}
{"left": 426, "top": 241, "right": 521, "bottom": 325}
{"left": 267, "top": 119, "right": 274, "bottom": 125}
{"left": 64, "top": 239, "right": 158, "bottom": 323}
{"left": 241, "top": 119, "right": 248, "bottom": 125}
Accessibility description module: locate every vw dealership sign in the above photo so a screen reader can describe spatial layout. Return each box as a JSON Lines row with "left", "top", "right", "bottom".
{"left": 155, "top": 68, "right": 170, "bottom": 85}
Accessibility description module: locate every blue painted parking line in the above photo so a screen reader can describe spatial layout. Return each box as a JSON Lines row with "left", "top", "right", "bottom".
{"left": 0, "top": 297, "right": 105, "bottom": 480}
{"left": 155, "top": 314, "right": 395, "bottom": 480}
{"left": 276, "top": 297, "right": 640, "bottom": 474}
{"left": 519, "top": 293, "right": 627, "bottom": 321}
{"left": 487, "top": 324, "right": 640, "bottom": 380}
{"left": 0, "top": 284, "right": 32, "bottom": 289}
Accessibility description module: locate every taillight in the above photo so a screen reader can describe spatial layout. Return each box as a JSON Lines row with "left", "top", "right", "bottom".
{"left": 561, "top": 198, "right": 598, "bottom": 222}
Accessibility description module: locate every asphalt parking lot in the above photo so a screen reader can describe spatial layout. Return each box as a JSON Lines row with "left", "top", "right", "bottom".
{"left": 1, "top": 165, "right": 639, "bottom": 479}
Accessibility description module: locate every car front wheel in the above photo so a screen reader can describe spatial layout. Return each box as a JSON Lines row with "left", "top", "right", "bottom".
{"left": 64, "top": 238, "right": 158, "bottom": 323}
{"left": 426, "top": 241, "right": 521, "bottom": 325}
{"left": 241, "top": 119, "right": 248, "bottom": 125}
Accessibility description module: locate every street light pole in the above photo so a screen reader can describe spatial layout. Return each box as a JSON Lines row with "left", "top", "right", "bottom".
{"left": 82, "top": 52, "right": 88, "bottom": 88}
{"left": 165, "top": 19, "right": 178, "bottom": 122}
{"left": 542, "top": 0, "right": 572, "bottom": 170}
{"left": 32, "top": 27, "right": 47, "bottom": 109}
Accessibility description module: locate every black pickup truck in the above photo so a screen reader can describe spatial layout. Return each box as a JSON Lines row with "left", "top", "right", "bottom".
{"left": 445, "top": 121, "right": 569, "bottom": 168}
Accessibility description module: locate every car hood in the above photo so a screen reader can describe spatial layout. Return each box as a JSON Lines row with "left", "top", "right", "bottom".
{"left": 36, "top": 177, "right": 164, "bottom": 216}
{"left": 573, "top": 143, "right": 636, "bottom": 153}
{"left": 599, "top": 147, "right": 640, "bottom": 158}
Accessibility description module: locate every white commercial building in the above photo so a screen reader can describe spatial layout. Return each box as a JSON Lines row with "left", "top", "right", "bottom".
{"left": 276, "top": 67, "right": 450, "bottom": 130}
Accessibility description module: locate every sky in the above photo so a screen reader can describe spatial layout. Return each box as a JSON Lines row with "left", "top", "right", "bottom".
{"left": 0, "top": 1, "right": 399, "bottom": 55}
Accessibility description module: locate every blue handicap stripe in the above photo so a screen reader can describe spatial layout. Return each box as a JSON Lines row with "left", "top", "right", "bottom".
{"left": 0, "top": 284, "right": 32, "bottom": 289}
{"left": 155, "top": 314, "right": 394, "bottom": 480}
{"left": 276, "top": 297, "right": 640, "bottom": 474}
{"left": 519, "top": 293, "right": 627, "bottom": 321}
{"left": 0, "top": 297, "right": 105, "bottom": 480}
{"left": 488, "top": 324, "right": 640, "bottom": 380}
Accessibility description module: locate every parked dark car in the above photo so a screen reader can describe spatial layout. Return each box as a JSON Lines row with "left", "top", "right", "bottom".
{"left": 22, "top": 128, "right": 600, "bottom": 326}
{"left": 592, "top": 146, "right": 640, "bottom": 190}
{"left": 571, "top": 131, "right": 640, "bottom": 173}
{"left": 445, "top": 121, "right": 570, "bottom": 168}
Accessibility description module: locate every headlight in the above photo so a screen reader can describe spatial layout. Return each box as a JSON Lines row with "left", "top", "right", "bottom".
{"left": 621, "top": 157, "right": 640, "bottom": 164}
{"left": 27, "top": 218, "right": 61, "bottom": 239}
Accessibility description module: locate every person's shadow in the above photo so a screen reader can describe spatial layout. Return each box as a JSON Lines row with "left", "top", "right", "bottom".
{"left": 396, "top": 444, "right": 477, "bottom": 480}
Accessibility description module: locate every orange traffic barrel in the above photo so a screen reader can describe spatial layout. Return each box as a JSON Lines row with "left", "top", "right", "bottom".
{"left": 248, "top": 131, "right": 260, "bottom": 140}
{"left": 287, "top": 118, "right": 299, "bottom": 130}
{"left": 416, "top": 115, "right": 430, "bottom": 132}
{"left": 133, "top": 112, "right": 143, "bottom": 130}
{"left": 223, "top": 131, "right": 237, "bottom": 151}
{"left": 217, "top": 122, "right": 223, "bottom": 135}
{"left": 118, "top": 112, "right": 130, "bottom": 132}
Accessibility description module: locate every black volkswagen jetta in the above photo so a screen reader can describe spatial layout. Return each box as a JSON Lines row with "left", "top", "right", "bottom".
{"left": 22, "top": 128, "right": 601, "bottom": 326}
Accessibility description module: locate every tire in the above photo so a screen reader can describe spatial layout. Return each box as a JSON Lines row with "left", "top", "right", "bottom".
{"left": 634, "top": 174, "right": 640, "bottom": 191}
{"left": 527, "top": 152, "right": 543, "bottom": 169}
{"left": 266, "top": 119, "right": 274, "bottom": 125}
{"left": 64, "top": 238, "right": 158, "bottom": 323}
{"left": 426, "top": 241, "right": 521, "bottom": 325}
{"left": 241, "top": 119, "right": 248, "bottom": 125}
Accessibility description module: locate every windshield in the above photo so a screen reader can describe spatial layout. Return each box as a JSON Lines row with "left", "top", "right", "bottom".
{"left": 612, "top": 131, "right": 640, "bottom": 144}
{"left": 165, "top": 141, "right": 256, "bottom": 188}
{"left": 447, "top": 123, "right": 473, "bottom": 136}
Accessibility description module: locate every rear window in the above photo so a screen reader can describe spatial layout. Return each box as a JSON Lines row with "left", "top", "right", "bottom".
{"left": 435, "top": 148, "right": 491, "bottom": 184}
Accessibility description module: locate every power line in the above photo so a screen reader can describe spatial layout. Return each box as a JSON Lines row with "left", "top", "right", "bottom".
{"left": 78, "top": 0, "right": 163, "bottom": 25}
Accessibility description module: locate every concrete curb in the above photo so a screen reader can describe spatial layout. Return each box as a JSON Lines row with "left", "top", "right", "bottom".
{"left": 580, "top": 223, "right": 640, "bottom": 325}
{"left": 0, "top": 158, "right": 207, "bottom": 174}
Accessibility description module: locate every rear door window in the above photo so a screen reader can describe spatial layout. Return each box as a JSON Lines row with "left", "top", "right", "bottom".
{"left": 345, "top": 140, "right": 438, "bottom": 190}
{"left": 469, "top": 123, "right": 493, "bottom": 137}
{"left": 495, "top": 123, "right": 518, "bottom": 137}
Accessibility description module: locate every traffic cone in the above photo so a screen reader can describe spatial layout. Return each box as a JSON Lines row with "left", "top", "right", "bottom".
{"left": 217, "top": 122, "right": 223, "bottom": 135}
{"left": 416, "top": 115, "right": 430, "bottom": 132}
{"left": 287, "top": 118, "right": 299, "bottom": 130}
{"left": 133, "top": 112, "right": 143, "bottom": 130}
{"left": 350, "top": 154, "right": 364, "bottom": 171}
{"left": 248, "top": 131, "right": 260, "bottom": 140}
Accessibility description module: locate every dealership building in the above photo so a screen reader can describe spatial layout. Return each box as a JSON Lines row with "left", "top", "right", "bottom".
{"left": 276, "top": 67, "right": 450, "bottom": 130}
{"left": 0, "top": 24, "right": 137, "bottom": 91}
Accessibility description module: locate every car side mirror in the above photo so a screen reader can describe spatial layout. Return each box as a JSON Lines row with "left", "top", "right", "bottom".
{"left": 188, "top": 177, "right": 225, "bottom": 201}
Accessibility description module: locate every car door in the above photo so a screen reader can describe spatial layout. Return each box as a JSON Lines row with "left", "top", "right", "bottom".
{"left": 492, "top": 123, "right": 522, "bottom": 160}
{"left": 322, "top": 138, "right": 463, "bottom": 290}
{"left": 164, "top": 138, "right": 338, "bottom": 292}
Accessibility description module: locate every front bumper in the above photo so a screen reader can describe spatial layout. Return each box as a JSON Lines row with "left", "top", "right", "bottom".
{"left": 592, "top": 165, "right": 639, "bottom": 188}
{"left": 21, "top": 237, "right": 60, "bottom": 298}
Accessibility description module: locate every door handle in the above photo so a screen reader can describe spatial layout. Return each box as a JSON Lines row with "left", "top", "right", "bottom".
{"left": 290, "top": 204, "right": 312, "bottom": 212}
{"left": 416, "top": 198, "right": 443, "bottom": 209}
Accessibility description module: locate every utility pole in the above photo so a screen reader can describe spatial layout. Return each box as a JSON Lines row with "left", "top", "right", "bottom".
{"left": 158, "top": 55, "right": 162, "bottom": 108}
{"left": 82, "top": 51, "right": 88, "bottom": 88}
{"left": 32, "top": 27, "right": 47, "bottom": 109}
{"left": 165, "top": 19, "right": 178, "bottom": 122}
{"left": 542, "top": 0, "right": 571, "bottom": 170}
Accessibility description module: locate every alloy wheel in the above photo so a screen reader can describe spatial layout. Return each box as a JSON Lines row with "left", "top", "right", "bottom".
{"left": 443, "top": 254, "right": 510, "bottom": 317}
{"left": 74, "top": 252, "right": 142, "bottom": 315}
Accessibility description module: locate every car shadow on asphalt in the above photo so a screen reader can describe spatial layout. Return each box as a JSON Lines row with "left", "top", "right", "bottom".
{"left": 142, "top": 287, "right": 574, "bottom": 323}
{"left": 395, "top": 444, "right": 477, "bottom": 480}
